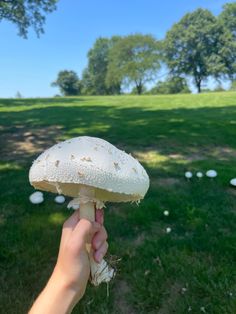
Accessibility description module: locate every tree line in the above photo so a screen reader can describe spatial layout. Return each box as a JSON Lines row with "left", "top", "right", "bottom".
{"left": 52, "top": 3, "right": 236, "bottom": 95}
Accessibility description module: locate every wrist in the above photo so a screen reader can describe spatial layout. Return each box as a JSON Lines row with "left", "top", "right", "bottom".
{"left": 47, "top": 268, "right": 80, "bottom": 312}
{"left": 29, "top": 268, "right": 80, "bottom": 314}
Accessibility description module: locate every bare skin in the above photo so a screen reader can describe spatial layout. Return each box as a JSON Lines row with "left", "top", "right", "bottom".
{"left": 29, "top": 208, "right": 108, "bottom": 314}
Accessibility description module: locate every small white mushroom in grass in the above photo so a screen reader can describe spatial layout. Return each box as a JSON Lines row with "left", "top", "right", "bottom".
{"left": 163, "top": 210, "right": 169, "bottom": 216}
{"left": 166, "top": 227, "right": 172, "bottom": 233}
{"left": 196, "top": 171, "right": 203, "bottom": 178}
{"left": 29, "top": 191, "right": 44, "bottom": 204}
{"left": 54, "top": 195, "right": 65, "bottom": 204}
{"left": 33, "top": 191, "right": 43, "bottom": 198}
{"left": 29, "top": 136, "right": 149, "bottom": 286}
{"left": 230, "top": 178, "right": 236, "bottom": 187}
{"left": 206, "top": 170, "right": 217, "bottom": 178}
{"left": 185, "top": 171, "right": 193, "bottom": 179}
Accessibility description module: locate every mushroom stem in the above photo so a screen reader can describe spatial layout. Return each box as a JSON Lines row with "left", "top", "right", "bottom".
{"left": 79, "top": 201, "right": 95, "bottom": 221}
{"left": 79, "top": 201, "right": 115, "bottom": 286}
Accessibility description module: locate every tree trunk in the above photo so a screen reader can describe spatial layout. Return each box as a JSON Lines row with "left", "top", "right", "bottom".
{"left": 136, "top": 83, "right": 143, "bottom": 95}
{"left": 195, "top": 78, "right": 202, "bottom": 93}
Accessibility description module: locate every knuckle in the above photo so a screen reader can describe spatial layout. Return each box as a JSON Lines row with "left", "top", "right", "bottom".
{"left": 105, "top": 241, "right": 109, "bottom": 250}
{"left": 62, "top": 220, "right": 69, "bottom": 228}
{"left": 102, "top": 227, "right": 108, "bottom": 240}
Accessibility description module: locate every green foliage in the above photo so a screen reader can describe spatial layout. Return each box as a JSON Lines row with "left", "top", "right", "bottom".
{"left": 82, "top": 37, "right": 121, "bottom": 95}
{"left": 130, "top": 85, "right": 147, "bottom": 95}
{"left": 230, "top": 80, "right": 236, "bottom": 91}
{"left": 149, "top": 76, "right": 190, "bottom": 94}
{"left": 51, "top": 70, "right": 81, "bottom": 96}
{"left": 219, "top": 2, "right": 236, "bottom": 39}
{"left": 0, "top": 0, "right": 57, "bottom": 38}
{"left": 106, "top": 34, "right": 161, "bottom": 94}
{"left": 164, "top": 8, "right": 236, "bottom": 93}
{"left": 214, "top": 84, "right": 225, "bottom": 92}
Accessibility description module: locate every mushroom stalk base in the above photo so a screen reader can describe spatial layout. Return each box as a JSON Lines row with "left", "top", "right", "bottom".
{"left": 79, "top": 201, "right": 115, "bottom": 286}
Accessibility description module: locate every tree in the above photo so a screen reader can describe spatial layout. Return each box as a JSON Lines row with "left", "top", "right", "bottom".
{"left": 219, "top": 2, "right": 236, "bottom": 39}
{"left": 149, "top": 76, "right": 190, "bottom": 94}
{"left": 106, "top": 34, "right": 161, "bottom": 95}
{"left": 0, "top": 0, "right": 57, "bottom": 38}
{"left": 15, "top": 91, "right": 22, "bottom": 98}
{"left": 82, "top": 36, "right": 121, "bottom": 95}
{"left": 164, "top": 9, "right": 236, "bottom": 93}
{"left": 52, "top": 70, "right": 81, "bottom": 96}
{"left": 230, "top": 80, "right": 236, "bottom": 91}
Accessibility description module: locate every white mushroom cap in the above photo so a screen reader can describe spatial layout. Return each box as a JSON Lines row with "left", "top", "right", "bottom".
{"left": 29, "top": 136, "right": 149, "bottom": 202}
{"left": 185, "top": 171, "right": 192, "bottom": 179}
{"left": 230, "top": 178, "right": 236, "bottom": 187}
{"left": 29, "top": 192, "right": 44, "bottom": 204}
{"left": 206, "top": 170, "right": 217, "bottom": 178}
{"left": 54, "top": 195, "right": 66, "bottom": 204}
{"left": 196, "top": 172, "right": 203, "bottom": 178}
{"left": 32, "top": 191, "right": 43, "bottom": 198}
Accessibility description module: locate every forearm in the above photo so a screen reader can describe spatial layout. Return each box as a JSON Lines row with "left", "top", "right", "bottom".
{"left": 29, "top": 269, "right": 79, "bottom": 314}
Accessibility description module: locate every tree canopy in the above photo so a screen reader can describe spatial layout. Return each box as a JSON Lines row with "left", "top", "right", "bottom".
{"left": 52, "top": 70, "right": 81, "bottom": 96}
{"left": 0, "top": 0, "right": 57, "bottom": 37}
{"left": 106, "top": 34, "right": 161, "bottom": 94}
{"left": 82, "top": 37, "right": 121, "bottom": 95}
{"left": 51, "top": 3, "right": 236, "bottom": 95}
{"left": 164, "top": 8, "right": 236, "bottom": 92}
{"left": 219, "top": 2, "right": 236, "bottom": 39}
{"left": 150, "top": 76, "right": 190, "bottom": 95}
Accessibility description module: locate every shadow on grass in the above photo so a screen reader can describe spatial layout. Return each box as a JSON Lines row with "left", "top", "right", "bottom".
{"left": 1, "top": 100, "right": 236, "bottom": 164}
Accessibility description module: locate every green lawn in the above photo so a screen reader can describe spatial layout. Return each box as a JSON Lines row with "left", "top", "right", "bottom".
{"left": 0, "top": 93, "right": 236, "bottom": 313}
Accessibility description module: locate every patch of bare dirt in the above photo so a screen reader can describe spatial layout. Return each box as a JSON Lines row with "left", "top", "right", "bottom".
{"left": 0, "top": 125, "right": 62, "bottom": 162}
{"left": 184, "top": 146, "right": 236, "bottom": 162}
{"left": 158, "top": 282, "right": 183, "bottom": 314}
{"left": 133, "top": 145, "right": 236, "bottom": 165}
{"left": 113, "top": 280, "right": 137, "bottom": 314}
{"left": 152, "top": 178, "right": 180, "bottom": 187}
{"left": 133, "top": 232, "right": 146, "bottom": 246}
{"left": 228, "top": 188, "right": 236, "bottom": 197}
{"left": 212, "top": 146, "right": 236, "bottom": 160}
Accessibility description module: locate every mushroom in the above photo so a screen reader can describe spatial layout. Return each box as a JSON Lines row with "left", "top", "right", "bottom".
{"left": 54, "top": 195, "right": 65, "bottom": 204}
{"left": 196, "top": 172, "right": 203, "bottom": 179}
{"left": 29, "top": 136, "right": 149, "bottom": 286}
{"left": 29, "top": 191, "right": 44, "bottom": 204}
{"left": 230, "top": 178, "right": 236, "bottom": 187}
{"left": 185, "top": 171, "right": 193, "bottom": 179}
{"left": 206, "top": 170, "right": 217, "bottom": 178}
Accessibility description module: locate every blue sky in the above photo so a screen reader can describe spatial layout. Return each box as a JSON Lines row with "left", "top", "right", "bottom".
{"left": 0, "top": 0, "right": 233, "bottom": 97}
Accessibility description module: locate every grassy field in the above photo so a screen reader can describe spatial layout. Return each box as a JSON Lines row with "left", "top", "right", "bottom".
{"left": 0, "top": 93, "right": 236, "bottom": 313}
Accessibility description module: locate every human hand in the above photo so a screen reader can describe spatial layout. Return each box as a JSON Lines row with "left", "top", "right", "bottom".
{"left": 29, "top": 208, "right": 108, "bottom": 314}
{"left": 54, "top": 208, "right": 108, "bottom": 301}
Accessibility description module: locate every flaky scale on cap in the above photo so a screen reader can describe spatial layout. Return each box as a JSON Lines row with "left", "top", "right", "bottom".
{"left": 29, "top": 136, "right": 150, "bottom": 202}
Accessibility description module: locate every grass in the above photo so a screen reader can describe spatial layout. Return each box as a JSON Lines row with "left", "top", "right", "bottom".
{"left": 0, "top": 92, "right": 236, "bottom": 313}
